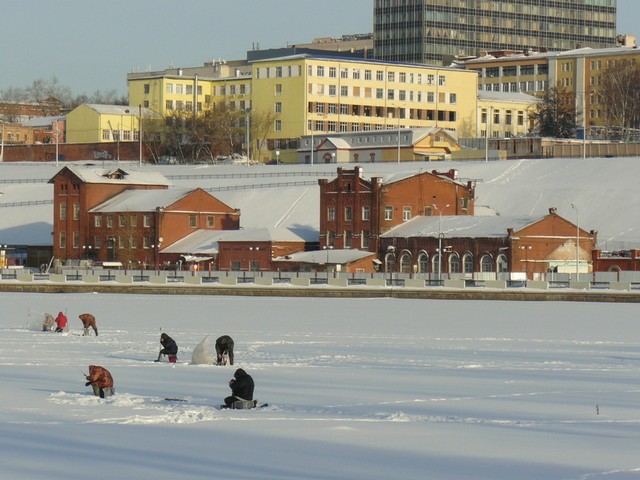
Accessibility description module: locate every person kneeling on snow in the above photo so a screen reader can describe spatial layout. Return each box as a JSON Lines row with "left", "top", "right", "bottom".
{"left": 85, "top": 365, "right": 114, "bottom": 398}
{"left": 79, "top": 313, "right": 99, "bottom": 336}
{"left": 42, "top": 313, "right": 55, "bottom": 332}
{"left": 223, "top": 368, "right": 256, "bottom": 409}
{"left": 54, "top": 311, "right": 67, "bottom": 333}
{"left": 155, "top": 333, "right": 178, "bottom": 363}
{"left": 215, "top": 335, "right": 235, "bottom": 365}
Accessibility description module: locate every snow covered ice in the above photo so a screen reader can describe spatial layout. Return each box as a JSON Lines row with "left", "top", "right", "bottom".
{"left": 1, "top": 291, "right": 640, "bottom": 479}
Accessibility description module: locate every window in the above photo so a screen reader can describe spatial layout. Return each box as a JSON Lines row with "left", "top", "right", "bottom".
{"left": 365, "top": 70, "right": 372, "bottom": 80}
{"left": 340, "top": 68, "right": 348, "bottom": 79}
{"left": 59, "top": 231, "right": 66, "bottom": 249}
{"left": 463, "top": 253, "right": 474, "bottom": 273}
{"left": 207, "top": 216, "right": 215, "bottom": 228}
{"left": 402, "top": 207, "right": 411, "bottom": 221}
{"left": 130, "top": 215, "right": 137, "bottom": 228}
{"left": 102, "top": 129, "right": 111, "bottom": 140}
{"left": 449, "top": 253, "right": 461, "bottom": 273}
{"left": 329, "top": 67, "right": 337, "bottom": 78}
{"left": 480, "top": 254, "right": 493, "bottom": 272}
{"left": 144, "top": 84, "right": 150, "bottom": 94}
{"left": 129, "top": 236, "right": 137, "bottom": 249}
{"left": 384, "top": 206, "right": 393, "bottom": 220}
{"left": 59, "top": 202, "right": 67, "bottom": 221}
{"left": 418, "top": 252, "right": 429, "bottom": 273}
{"left": 387, "top": 71, "right": 395, "bottom": 82}
{"left": 340, "top": 86, "right": 348, "bottom": 96}
{"left": 106, "top": 215, "right": 113, "bottom": 228}
{"left": 376, "top": 70, "right": 384, "bottom": 81}
{"left": 275, "top": 102, "right": 282, "bottom": 113}
{"left": 362, "top": 206, "right": 370, "bottom": 221}
{"left": 328, "top": 206, "right": 335, "bottom": 221}
{"left": 345, "top": 230, "right": 352, "bottom": 248}
{"left": 186, "top": 85, "right": 193, "bottom": 95}
{"left": 143, "top": 215, "right": 151, "bottom": 228}
{"left": 118, "top": 214, "right": 126, "bottom": 228}
{"left": 449, "top": 93, "right": 457, "bottom": 104}
{"left": 274, "top": 120, "right": 282, "bottom": 131}
{"left": 317, "top": 66, "right": 325, "bottom": 77}
{"left": 94, "top": 236, "right": 102, "bottom": 249}
{"left": 345, "top": 206, "right": 353, "bottom": 221}
{"left": 165, "top": 83, "right": 174, "bottom": 94}
{"left": 94, "top": 215, "right": 101, "bottom": 227}
{"left": 189, "top": 215, "right": 197, "bottom": 228}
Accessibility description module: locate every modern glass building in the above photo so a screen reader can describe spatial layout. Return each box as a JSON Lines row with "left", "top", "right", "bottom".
{"left": 374, "top": 0, "right": 618, "bottom": 65}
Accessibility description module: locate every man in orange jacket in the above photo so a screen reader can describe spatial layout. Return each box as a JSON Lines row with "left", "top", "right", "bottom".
{"left": 79, "top": 313, "right": 98, "bottom": 336}
{"left": 85, "top": 365, "right": 114, "bottom": 398}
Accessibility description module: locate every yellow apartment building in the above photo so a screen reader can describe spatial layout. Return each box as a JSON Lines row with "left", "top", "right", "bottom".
{"left": 477, "top": 91, "right": 539, "bottom": 139}
{"left": 250, "top": 54, "right": 480, "bottom": 163}
{"left": 65, "top": 104, "right": 160, "bottom": 144}
{"left": 127, "top": 61, "right": 252, "bottom": 121}
{"left": 461, "top": 43, "right": 640, "bottom": 135}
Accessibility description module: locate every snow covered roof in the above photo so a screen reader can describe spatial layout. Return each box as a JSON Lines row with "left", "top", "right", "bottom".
{"left": 81, "top": 104, "right": 161, "bottom": 117}
{"left": 160, "top": 230, "right": 228, "bottom": 255}
{"left": 216, "top": 227, "right": 307, "bottom": 243}
{"left": 273, "top": 248, "right": 375, "bottom": 264}
{"left": 381, "top": 214, "right": 543, "bottom": 239}
{"left": 160, "top": 227, "right": 308, "bottom": 255}
{"left": 478, "top": 91, "right": 540, "bottom": 103}
{"left": 51, "top": 165, "right": 172, "bottom": 187}
{"left": 89, "top": 188, "right": 195, "bottom": 213}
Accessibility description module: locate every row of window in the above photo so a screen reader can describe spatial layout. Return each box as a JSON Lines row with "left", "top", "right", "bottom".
{"left": 326, "top": 202, "right": 468, "bottom": 223}
{"left": 478, "top": 80, "right": 549, "bottom": 93}
{"left": 307, "top": 65, "right": 448, "bottom": 86}
{"left": 308, "top": 84, "right": 456, "bottom": 104}
{"left": 58, "top": 233, "right": 160, "bottom": 250}
{"left": 385, "top": 251, "right": 509, "bottom": 274}
{"left": 59, "top": 208, "right": 215, "bottom": 230}
{"left": 101, "top": 130, "right": 140, "bottom": 141}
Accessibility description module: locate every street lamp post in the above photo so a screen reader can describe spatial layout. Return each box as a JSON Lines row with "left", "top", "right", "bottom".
{"left": 275, "top": 150, "right": 280, "bottom": 165}
{"left": 323, "top": 245, "right": 333, "bottom": 281}
{"left": 571, "top": 204, "right": 579, "bottom": 279}
{"left": 245, "top": 108, "right": 251, "bottom": 167}
{"left": 433, "top": 203, "right": 450, "bottom": 282}
{"left": 518, "top": 245, "right": 532, "bottom": 279}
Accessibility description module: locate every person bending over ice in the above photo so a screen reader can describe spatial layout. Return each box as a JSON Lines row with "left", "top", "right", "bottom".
{"left": 215, "top": 335, "right": 235, "bottom": 365}
{"left": 155, "top": 333, "right": 178, "bottom": 363}
{"left": 79, "top": 313, "right": 98, "bottom": 336}
{"left": 85, "top": 365, "right": 114, "bottom": 398}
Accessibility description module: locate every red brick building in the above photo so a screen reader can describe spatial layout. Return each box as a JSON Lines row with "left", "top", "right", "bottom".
{"left": 49, "top": 165, "right": 240, "bottom": 268}
{"left": 318, "top": 166, "right": 475, "bottom": 254}
{"left": 380, "top": 208, "right": 596, "bottom": 278}
{"left": 592, "top": 249, "right": 640, "bottom": 273}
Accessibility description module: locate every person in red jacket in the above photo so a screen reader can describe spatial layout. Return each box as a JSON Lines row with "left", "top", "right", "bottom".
{"left": 54, "top": 312, "right": 67, "bottom": 333}
{"left": 85, "top": 365, "right": 114, "bottom": 398}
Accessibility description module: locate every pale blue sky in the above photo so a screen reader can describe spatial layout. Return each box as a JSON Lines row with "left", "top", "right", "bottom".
{"left": 1, "top": 0, "right": 637, "bottom": 96}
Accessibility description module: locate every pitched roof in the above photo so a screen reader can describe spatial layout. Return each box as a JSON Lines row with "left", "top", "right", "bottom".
{"left": 89, "top": 188, "right": 196, "bottom": 213}
{"left": 273, "top": 248, "right": 375, "bottom": 264}
{"left": 50, "top": 165, "right": 172, "bottom": 187}
{"left": 381, "top": 214, "right": 543, "bottom": 239}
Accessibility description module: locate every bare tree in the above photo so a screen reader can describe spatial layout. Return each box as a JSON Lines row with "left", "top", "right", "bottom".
{"left": 0, "top": 86, "right": 29, "bottom": 122}
{"left": 250, "top": 110, "right": 278, "bottom": 162}
{"left": 597, "top": 59, "right": 640, "bottom": 140}
{"left": 26, "top": 77, "right": 72, "bottom": 113}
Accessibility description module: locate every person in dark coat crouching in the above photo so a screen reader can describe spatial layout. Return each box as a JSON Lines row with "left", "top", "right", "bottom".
{"left": 85, "top": 365, "right": 114, "bottom": 398}
{"left": 155, "top": 333, "right": 178, "bottom": 363}
{"left": 223, "top": 368, "right": 255, "bottom": 409}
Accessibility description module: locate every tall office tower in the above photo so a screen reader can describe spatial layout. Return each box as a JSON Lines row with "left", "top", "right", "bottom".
{"left": 374, "top": 0, "right": 618, "bottom": 65}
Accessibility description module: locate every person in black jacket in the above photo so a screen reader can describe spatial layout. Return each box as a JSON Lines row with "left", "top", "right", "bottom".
{"left": 215, "top": 335, "right": 235, "bottom": 365}
{"left": 155, "top": 333, "right": 178, "bottom": 363}
{"left": 223, "top": 368, "right": 255, "bottom": 409}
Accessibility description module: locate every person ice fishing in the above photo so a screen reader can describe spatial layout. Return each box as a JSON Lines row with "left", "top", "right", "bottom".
{"left": 42, "top": 313, "right": 55, "bottom": 332}
{"left": 54, "top": 311, "right": 67, "bottom": 333}
{"left": 85, "top": 365, "right": 114, "bottom": 398}
{"left": 79, "top": 313, "right": 98, "bottom": 336}
{"left": 215, "top": 335, "right": 235, "bottom": 365}
{"left": 223, "top": 368, "right": 256, "bottom": 409}
{"left": 155, "top": 333, "right": 178, "bottom": 363}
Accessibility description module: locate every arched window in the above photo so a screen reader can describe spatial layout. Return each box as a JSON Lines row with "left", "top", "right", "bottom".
{"left": 432, "top": 253, "right": 442, "bottom": 274}
{"left": 463, "top": 253, "right": 474, "bottom": 273}
{"left": 384, "top": 253, "right": 395, "bottom": 272}
{"left": 418, "top": 252, "right": 429, "bottom": 273}
{"left": 399, "top": 252, "right": 412, "bottom": 273}
{"left": 449, "top": 252, "right": 461, "bottom": 273}
{"left": 480, "top": 254, "right": 493, "bottom": 272}
{"left": 497, "top": 254, "right": 508, "bottom": 273}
